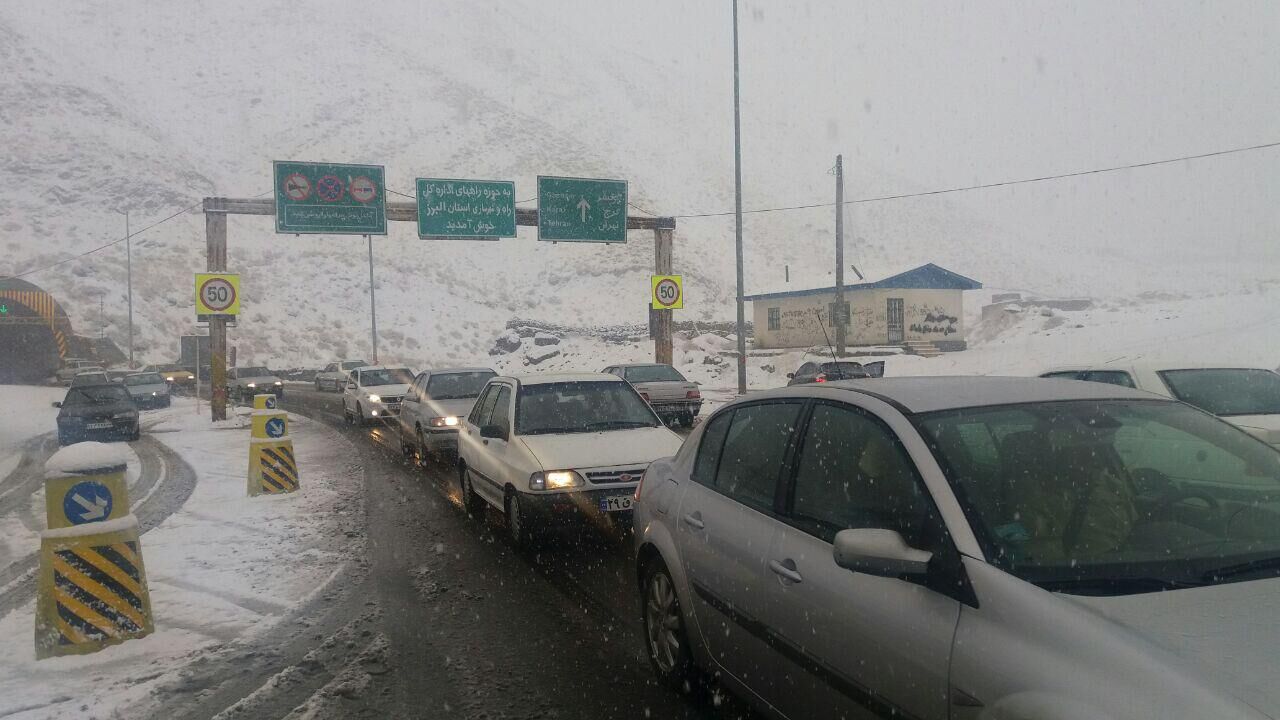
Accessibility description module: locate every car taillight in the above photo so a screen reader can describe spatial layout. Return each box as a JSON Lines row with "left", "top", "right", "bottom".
{"left": 815, "top": 374, "right": 827, "bottom": 383}
{"left": 686, "top": 389, "right": 700, "bottom": 399}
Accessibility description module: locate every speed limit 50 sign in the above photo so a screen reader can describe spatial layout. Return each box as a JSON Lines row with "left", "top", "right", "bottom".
{"left": 195, "top": 273, "right": 241, "bottom": 317}
{"left": 651, "top": 275, "right": 684, "bottom": 310}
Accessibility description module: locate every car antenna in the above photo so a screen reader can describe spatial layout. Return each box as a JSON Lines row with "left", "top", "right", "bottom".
{"left": 813, "top": 309, "right": 841, "bottom": 366}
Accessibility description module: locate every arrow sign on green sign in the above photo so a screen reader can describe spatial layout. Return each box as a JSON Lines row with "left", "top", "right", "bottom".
{"left": 417, "top": 179, "right": 516, "bottom": 239}
{"left": 274, "top": 161, "right": 387, "bottom": 235}
{"left": 537, "top": 176, "right": 628, "bottom": 243}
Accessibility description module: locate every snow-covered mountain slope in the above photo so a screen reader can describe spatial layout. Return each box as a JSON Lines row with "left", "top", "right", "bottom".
{"left": 1, "top": 1, "right": 1276, "bottom": 368}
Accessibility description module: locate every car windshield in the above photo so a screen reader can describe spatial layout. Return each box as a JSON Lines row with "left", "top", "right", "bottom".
{"left": 238, "top": 367, "right": 272, "bottom": 377}
{"left": 360, "top": 368, "right": 414, "bottom": 387}
{"left": 1158, "top": 368, "right": 1280, "bottom": 416}
{"left": 64, "top": 385, "right": 131, "bottom": 405}
{"left": 916, "top": 400, "right": 1280, "bottom": 595}
{"left": 623, "top": 365, "right": 686, "bottom": 383}
{"left": 516, "top": 381, "right": 660, "bottom": 435}
{"left": 426, "top": 372, "right": 495, "bottom": 400}
{"left": 341, "top": 360, "right": 369, "bottom": 370}
{"left": 124, "top": 373, "right": 163, "bottom": 386}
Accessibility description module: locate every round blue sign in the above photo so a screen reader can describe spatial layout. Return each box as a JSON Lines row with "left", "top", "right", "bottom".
{"left": 265, "top": 396, "right": 277, "bottom": 409}
{"left": 63, "top": 480, "right": 113, "bottom": 525}
{"left": 265, "top": 417, "right": 285, "bottom": 438}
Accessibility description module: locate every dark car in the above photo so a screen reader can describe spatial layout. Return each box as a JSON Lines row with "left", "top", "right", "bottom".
{"left": 54, "top": 383, "right": 141, "bottom": 445}
{"left": 786, "top": 360, "right": 870, "bottom": 386}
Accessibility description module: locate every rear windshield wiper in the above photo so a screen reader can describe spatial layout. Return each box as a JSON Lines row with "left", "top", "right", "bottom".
{"left": 1201, "top": 556, "right": 1280, "bottom": 583}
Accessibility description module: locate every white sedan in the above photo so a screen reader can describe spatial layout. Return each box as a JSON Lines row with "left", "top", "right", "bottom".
{"left": 341, "top": 366, "right": 415, "bottom": 426}
{"left": 457, "top": 373, "right": 683, "bottom": 546}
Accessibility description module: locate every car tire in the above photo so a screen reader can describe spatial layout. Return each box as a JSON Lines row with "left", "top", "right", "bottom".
{"left": 505, "top": 489, "right": 532, "bottom": 547}
{"left": 642, "top": 558, "right": 695, "bottom": 691}
{"left": 129, "top": 425, "right": 141, "bottom": 442}
{"left": 416, "top": 428, "right": 429, "bottom": 468}
{"left": 355, "top": 403, "right": 367, "bottom": 427}
{"left": 459, "top": 465, "right": 486, "bottom": 517}
{"left": 315, "top": 380, "right": 322, "bottom": 392}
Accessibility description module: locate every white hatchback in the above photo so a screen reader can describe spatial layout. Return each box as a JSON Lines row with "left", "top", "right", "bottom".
{"left": 457, "top": 373, "right": 683, "bottom": 545}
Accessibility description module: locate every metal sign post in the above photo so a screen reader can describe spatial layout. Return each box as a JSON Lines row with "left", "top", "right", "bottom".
{"left": 367, "top": 235, "right": 378, "bottom": 364}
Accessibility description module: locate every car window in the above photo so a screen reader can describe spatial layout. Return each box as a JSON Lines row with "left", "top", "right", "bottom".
{"left": 359, "top": 368, "right": 414, "bottom": 386}
{"left": 124, "top": 373, "right": 163, "bottom": 386}
{"left": 789, "top": 403, "right": 936, "bottom": 547}
{"left": 426, "top": 371, "right": 496, "bottom": 399}
{"left": 489, "top": 386, "right": 513, "bottom": 437}
{"left": 1041, "top": 371, "right": 1084, "bottom": 380}
{"left": 795, "top": 362, "right": 816, "bottom": 377}
{"left": 324, "top": 363, "right": 337, "bottom": 372}
{"left": 342, "top": 360, "right": 368, "bottom": 370}
{"left": 623, "top": 365, "right": 686, "bottom": 382}
{"left": 692, "top": 410, "right": 733, "bottom": 486}
{"left": 470, "top": 386, "right": 500, "bottom": 427}
{"left": 712, "top": 402, "right": 803, "bottom": 513}
{"left": 514, "top": 381, "right": 659, "bottom": 435}
{"left": 1082, "top": 370, "right": 1136, "bottom": 388}
{"left": 64, "top": 385, "right": 131, "bottom": 404}
{"left": 1158, "top": 368, "right": 1280, "bottom": 416}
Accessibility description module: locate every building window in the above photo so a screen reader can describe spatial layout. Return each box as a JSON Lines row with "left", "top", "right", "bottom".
{"left": 827, "top": 302, "right": 850, "bottom": 326}
{"left": 767, "top": 307, "right": 781, "bottom": 331}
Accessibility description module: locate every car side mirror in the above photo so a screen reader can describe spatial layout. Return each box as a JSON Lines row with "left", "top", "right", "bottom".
{"left": 833, "top": 528, "right": 932, "bottom": 579}
{"left": 786, "top": 373, "right": 795, "bottom": 379}
{"left": 480, "top": 424, "right": 505, "bottom": 440}
{"left": 52, "top": 401, "right": 61, "bottom": 408}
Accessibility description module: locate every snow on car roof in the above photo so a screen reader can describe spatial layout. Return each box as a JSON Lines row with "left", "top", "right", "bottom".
{"left": 503, "top": 372, "right": 625, "bottom": 386}
{"left": 749, "top": 376, "right": 1162, "bottom": 414}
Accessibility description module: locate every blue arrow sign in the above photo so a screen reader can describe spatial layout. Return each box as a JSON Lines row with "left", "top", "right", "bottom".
{"left": 265, "top": 417, "right": 285, "bottom": 438}
{"left": 265, "top": 396, "right": 277, "bottom": 409}
{"left": 63, "top": 481, "right": 113, "bottom": 525}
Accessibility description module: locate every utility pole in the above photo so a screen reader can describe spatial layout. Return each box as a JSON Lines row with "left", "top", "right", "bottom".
{"left": 367, "top": 235, "right": 378, "bottom": 364}
{"left": 203, "top": 199, "right": 228, "bottom": 422}
{"left": 731, "top": 0, "right": 747, "bottom": 396}
{"left": 834, "top": 154, "right": 846, "bottom": 354}
{"left": 116, "top": 210, "right": 134, "bottom": 368}
{"left": 653, "top": 219, "right": 674, "bottom": 364}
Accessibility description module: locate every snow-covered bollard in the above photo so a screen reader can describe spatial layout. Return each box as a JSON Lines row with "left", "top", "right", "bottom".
{"left": 253, "top": 393, "right": 278, "bottom": 410}
{"left": 247, "top": 408, "right": 299, "bottom": 496}
{"left": 35, "top": 442, "right": 154, "bottom": 659}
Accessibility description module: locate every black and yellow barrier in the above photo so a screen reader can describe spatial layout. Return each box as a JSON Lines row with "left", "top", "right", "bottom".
{"left": 36, "top": 451, "right": 153, "bottom": 658}
{"left": 248, "top": 438, "right": 299, "bottom": 496}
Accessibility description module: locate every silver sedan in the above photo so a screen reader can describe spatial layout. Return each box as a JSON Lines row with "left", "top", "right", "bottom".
{"left": 633, "top": 376, "right": 1280, "bottom": 720}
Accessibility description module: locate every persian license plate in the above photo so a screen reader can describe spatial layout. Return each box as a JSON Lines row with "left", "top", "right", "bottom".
{"left": 600, "top": 495, "right": 633, "bottom": 513}
{"left": 86, "top": 422, "right": 112, "bottom": 429}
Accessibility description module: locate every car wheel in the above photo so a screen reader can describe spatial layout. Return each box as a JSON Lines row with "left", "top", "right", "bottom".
{"left": 129, "top": 424, "right": 141, "bottom": 442}
{"left": 416, "top": 429, "right": 429, "bottom": 468}
{"left": 355, "top": 403, "right": 366, "bottom": 427}
{"left": 315, "top": 380, "right": 322, "bottom": 392}
{"left": 642, "top": 558, "right": 695, "bottom": 690}
{"left": 459, "top": 465, "right": 486, "bottom": 517}
{"left": 505, "top": 490, "right": 531, "bottom": 547}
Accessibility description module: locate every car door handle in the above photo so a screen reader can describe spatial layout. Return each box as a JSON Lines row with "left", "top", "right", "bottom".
{"left": 769, "top": 559, "right": 803, "bottom": 584}
{"left": 683, "top": 512, "right": 705, "bottom": 530}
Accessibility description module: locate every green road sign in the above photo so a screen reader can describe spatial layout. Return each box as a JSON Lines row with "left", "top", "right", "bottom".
{"left": 416, "top": 179, "right": 516, "bottom": 239}
{"left": 274, "top": 161, "right": 387, "bottom": 235}
{"left": 537, "top": 176, "right": 628, "bottom": 243}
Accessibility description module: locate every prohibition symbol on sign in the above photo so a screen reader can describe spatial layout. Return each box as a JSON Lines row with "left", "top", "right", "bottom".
{"left": 316, "top": 175, "right": 345, "bottom": 202}
{"left": 349, "top": 176, "right": 377, "bottom": 203}
{"left": 199, "top": 277, "right": 237, "bottom": 313}
{"left": 651, "top": 275, "right": 684, "bottom": 310}
{"left": 282, "top": 173, "right": 311, "bottom": 201}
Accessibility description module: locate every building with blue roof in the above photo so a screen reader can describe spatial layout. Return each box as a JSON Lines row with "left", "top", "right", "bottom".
{"left": 744, "top": 263, "right": 982, "bottom": 351}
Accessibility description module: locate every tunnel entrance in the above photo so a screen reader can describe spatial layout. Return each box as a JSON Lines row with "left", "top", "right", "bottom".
{"left": 0, "top": 279, "right": 73, "bottom": 384}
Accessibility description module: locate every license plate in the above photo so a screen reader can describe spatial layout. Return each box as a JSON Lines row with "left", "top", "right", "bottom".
{"left": 86, "top": 422, "right": 112, "bottom": 429}
{"left": 599, "top": 495, "right": 633, "bottom": 513}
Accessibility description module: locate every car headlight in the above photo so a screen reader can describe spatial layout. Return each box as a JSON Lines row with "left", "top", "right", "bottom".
{"left": 113, "top": 411, "right": 138, "bottom": 420}
{"left": 366, "top": 394, "right": 381, "bottom": 403}
{"left": 430, "top": 416, "right": 459, "bottom": 428}
{"left": 529, "top": 470, "right": 584, "bottom": 491}
{"left": 151, "top": 391, "right": 158, "bottom": 396}
{"left": 274, "top": 381, "right": 282, "bottom": 386}
{"left": 165, "top": 376, "right": 174, "bottom": 381}
{"left": 247, "top": 382, "right": 256, "bottom": 388}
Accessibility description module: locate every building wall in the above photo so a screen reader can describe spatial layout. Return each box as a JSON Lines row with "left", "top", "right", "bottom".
{"left": 752, "top": 288, "right": 966, "bottom": 350}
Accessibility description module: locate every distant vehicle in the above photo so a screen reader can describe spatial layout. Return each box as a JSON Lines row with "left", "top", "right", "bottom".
{"left": 142, "top": 364, "right": 196, "bottom": 388}
{"left": 54, "top": 383, "right": 140, "bottom": 445}
{"left": 123, "top": 372, "right": 171, "bottom": 409}
{"left": 457, "top": 373, "right": 683, "bottom": 546}
{"left": 56, "top": 359, "right": 99, "bottom": 384}
{"left": 342, "top": 366, "right": 414, "bottom": 425}
{"left": 106, "top": 369, "right": 133, "bottom": 383}
{"left": 1040, "top": 363, "right": 1280, "bottom": 446}
{"left": 226, "top": 366, "right": 284, "bottom": 402}
{"left": 315, "top": 359, "right": 370, "bottom": 392}
{"left": 398, "top": 367, "right": 497, "bottom": 461}
{"left": 602, "top": 363, "right": 702, "bottom": 427}
{"left": 70, "top": 369, "right": 109, "bottom": 387}
{"left": 786, "top": 360, "right": 870, "bottom": 386}
{"left": 634, "top": 376, "right": 1280, "bottom": 720}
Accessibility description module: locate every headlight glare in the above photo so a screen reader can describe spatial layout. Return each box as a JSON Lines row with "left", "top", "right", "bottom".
{"left": 530, "top": 470, "right": 583, "bottom": 491}
{"left": 430, "top": 416, "right": 460, "bottom": 428}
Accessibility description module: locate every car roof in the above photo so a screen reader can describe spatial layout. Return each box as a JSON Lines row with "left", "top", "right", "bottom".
{"left": 354, "top": 365, "right": 411, "bottom": 372}
{"left": 496, "top": 372, "right": 625, "bottom": 386}
{"left": 611, "top": 363, "right": 672, "bottom": 369}
{"left": 1043, "top": 361, "right": 1275, "bottom": 373}
{"left": 75, "top": 369, "right": 106, "bottom": 375}
{"left": 126, "top": 371, "right": 160, "bottom": 377}
{"left": 746, "top": 376, "right": 1164, "bottom": 414}
{"left": 68, "top": 383, "right": 124, "bottom": 391}
{"left": 421, "top": 367, "right": 495, "bottom": 375}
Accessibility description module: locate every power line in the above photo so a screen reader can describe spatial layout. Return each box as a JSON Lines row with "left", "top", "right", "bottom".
{"left": 672, "top": 139, "right": 1280, "bottom": 219}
